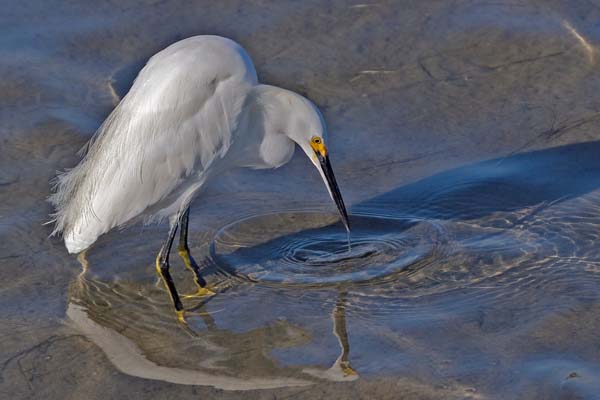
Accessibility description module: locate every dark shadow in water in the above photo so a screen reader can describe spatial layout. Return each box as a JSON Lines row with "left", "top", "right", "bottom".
{"left": 362, "top": 140, "right": 600, "bottom": 222}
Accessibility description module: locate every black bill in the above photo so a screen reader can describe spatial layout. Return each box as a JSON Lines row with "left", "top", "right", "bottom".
{"left": 317, "top": 152, "right": 350, "bottom": 231}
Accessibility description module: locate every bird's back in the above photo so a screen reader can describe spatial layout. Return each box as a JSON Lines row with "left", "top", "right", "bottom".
{"left": 50, "top": 36, "right": 258, "bottom": 253}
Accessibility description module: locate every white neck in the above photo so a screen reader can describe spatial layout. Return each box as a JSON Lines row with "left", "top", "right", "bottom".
{"left": 231, "top": 85, "right": 323, "bottom": 169}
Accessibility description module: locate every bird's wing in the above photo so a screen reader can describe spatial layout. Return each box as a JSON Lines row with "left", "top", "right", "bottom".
{"left": 50, "top": 36, "right": 257, "bottom": 251}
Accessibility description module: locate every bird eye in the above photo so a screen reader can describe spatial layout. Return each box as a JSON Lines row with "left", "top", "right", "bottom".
{"left": 312, "top": 137, "right": 322, "bottom": 144}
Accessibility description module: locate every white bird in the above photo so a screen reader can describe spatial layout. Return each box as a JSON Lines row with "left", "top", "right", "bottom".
{"left": 50, "top": 35, "right": 349, "bottom": 321}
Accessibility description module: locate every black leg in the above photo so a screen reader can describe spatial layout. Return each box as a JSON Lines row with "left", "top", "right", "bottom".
{"left": 177, "top": 207, "right": 215, "bottom": 297}
{"left": 156, "top": 221, "right": 184, "bottom": 320}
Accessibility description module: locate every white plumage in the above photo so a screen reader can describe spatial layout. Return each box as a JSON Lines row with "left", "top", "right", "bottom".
{"left": 50, "top": 35, "right": 349, "bottom": 255}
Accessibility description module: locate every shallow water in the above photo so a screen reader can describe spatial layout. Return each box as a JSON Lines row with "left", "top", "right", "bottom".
{"left": 3, "top": 1, "right": 600, "bottom": 399}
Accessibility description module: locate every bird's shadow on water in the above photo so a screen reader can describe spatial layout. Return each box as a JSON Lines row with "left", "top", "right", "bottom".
{"left": 357, "top": 140, "right": 600, "bottom": 222}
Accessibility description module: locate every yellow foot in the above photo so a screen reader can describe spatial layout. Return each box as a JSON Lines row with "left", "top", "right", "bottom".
{"left": 182, "top": 287, "right": 216, "bottom": 299}
{"left": 175, "top": 310, "right": 187, "bottom": 324}
{"left": 341, "top": 363, "right": 358, "bottom": 377}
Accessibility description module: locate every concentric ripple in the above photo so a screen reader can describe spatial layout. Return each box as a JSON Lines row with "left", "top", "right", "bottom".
{"left": 210, "top": 211, "right": 446, "bottom": 286}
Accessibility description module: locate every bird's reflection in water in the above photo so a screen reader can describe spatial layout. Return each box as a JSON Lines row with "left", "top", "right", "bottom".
{"left": 68, "top": 253, "right": 359, "bottom": 388}
{"left": 188, "top": 288, "right": 358, "bottom": 381}
{"left": 303, "top": 290, "right": 358, "bottom": 381}
{"left": 333, "top": 291, "right": 358, "bottom": 378}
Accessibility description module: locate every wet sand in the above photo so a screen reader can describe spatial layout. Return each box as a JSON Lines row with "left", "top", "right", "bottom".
{"left": 2, "top": 1, "right": 600, "bottom": 399}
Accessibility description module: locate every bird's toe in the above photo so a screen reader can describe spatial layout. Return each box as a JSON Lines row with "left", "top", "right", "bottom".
{"left": 182, "top": 286, "right": 216, "bottom": 299}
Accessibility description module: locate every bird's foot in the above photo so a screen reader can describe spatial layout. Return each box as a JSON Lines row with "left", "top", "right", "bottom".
{"left": 175, "top": 309, "right": 188, "bottom": 324}
{"left": 182, "top": 286, "right": 216, "bottom": 299}
{"left": 340, "top": 362, "right": 358, "bottom": 377}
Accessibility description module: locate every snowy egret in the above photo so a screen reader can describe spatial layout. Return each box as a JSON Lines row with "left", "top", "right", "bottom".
{"left": 50, "top": 35, "right": 349, "bottom": 320}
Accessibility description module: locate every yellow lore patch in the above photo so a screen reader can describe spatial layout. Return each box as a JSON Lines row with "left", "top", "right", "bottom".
{"left": 310, "top": 136, "right": 327, "bottom": 157}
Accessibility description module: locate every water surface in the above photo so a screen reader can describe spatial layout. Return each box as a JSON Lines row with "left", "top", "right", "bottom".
{"left": 2, "top": 1, "right": 600, "bottom": 399}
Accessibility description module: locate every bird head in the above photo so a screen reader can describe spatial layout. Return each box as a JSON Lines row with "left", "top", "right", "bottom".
{"left": 253, "top": 86, "right": 350, "bottom": 230}
{"left": 303, "top": 132, "right": 350, "bottom": 232}
{"left": 281, "top": 93, "right": 350, "bottom": 232}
